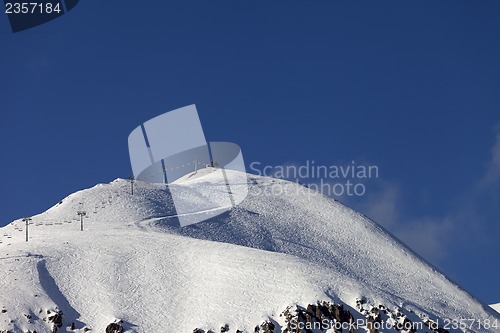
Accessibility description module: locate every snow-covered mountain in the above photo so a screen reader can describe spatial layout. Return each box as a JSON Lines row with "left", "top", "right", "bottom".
{"left": 1, "top": 170, "right": 498, "bottom": 333}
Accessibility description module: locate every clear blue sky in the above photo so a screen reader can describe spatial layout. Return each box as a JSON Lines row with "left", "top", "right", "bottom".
{"left": 1, "top": 1, "right": 499, "bottom": 303}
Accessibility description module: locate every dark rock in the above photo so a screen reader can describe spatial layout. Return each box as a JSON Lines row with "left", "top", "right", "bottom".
{"left": 48, "top": 311, "right": 63, "bottom": 328}
{"left": 105, "top": 322, "right": 124, "bottom": 333}
{"left": 260, "top": 321, "right": 275, "bottom": 333}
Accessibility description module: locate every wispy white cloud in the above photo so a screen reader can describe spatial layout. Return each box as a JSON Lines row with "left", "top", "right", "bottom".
{"left": 356, "top": 182, "right": 400, "bottom": 228}
{"left": 482, "top": 122, "right": 500, "bottom": 185}
{"left": 352, "top": 183, "right": 453, "bottom": 264}
{"left": 352, "top": 121, "right": 500, "bottom": 265}
{"left": 395, "top": 217, "right": 453, "bottom": 262}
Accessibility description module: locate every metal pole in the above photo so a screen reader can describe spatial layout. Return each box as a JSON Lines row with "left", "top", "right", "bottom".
{"left": 161, "top": 161, "right": 167, "bottom": 184}
{"left": 22, "top": 217, "right": 31, "bottom": 242}
{"left": 221, "top": 167, "right": 235, "bottom": 208}
{"left": 128, "top": 175, "right": 134, "bottom": 195}
{"left": 77, "top": 211, "right": 86, "bottom": 231}
{"left": 193, "top": 157, "right": 198, "bottom": 173}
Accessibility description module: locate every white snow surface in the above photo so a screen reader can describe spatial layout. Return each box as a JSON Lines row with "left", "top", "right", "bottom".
{"left": 0, "top": 171, "right": 498, "bottom": 332}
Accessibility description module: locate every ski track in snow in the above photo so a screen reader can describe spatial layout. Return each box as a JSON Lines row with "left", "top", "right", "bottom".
{"left": 0, "top": 171, "right": 499, "bottom": 333}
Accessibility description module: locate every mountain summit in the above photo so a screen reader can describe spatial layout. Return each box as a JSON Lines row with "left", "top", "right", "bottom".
{"left": 1, "top": 170, "right": 498, "bottom": 332}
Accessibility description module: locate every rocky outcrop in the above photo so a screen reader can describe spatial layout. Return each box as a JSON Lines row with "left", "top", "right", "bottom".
{"left": 281, "top": 301, "right": 355, "bottom": 333}
{"left": 47, "top": 310, "right": 63, "bottom": 333}
{"left": 105, "top": 321, "right": 124, "bottom": 333}
{"left": 259, "top": 321, "right": 276, "bottom": 333}
{"left": 193, "top": 299, "right": 453, "bottom": 333}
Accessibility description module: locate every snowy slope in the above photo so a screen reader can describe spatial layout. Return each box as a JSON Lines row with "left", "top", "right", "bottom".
{"left": 0, "top": 171, "right": 498, "bottom": 333}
